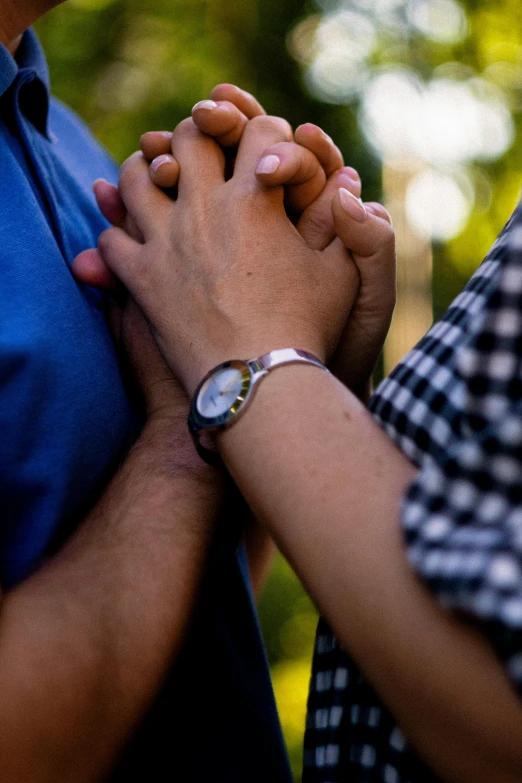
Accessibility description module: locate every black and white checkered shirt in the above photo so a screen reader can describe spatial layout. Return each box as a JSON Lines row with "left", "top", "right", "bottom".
{"left": 303, "top": 200, "right": 522, "bottom": 782}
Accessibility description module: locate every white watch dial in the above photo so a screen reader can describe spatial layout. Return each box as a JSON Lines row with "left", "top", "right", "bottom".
{"left": 197, "top": 366, "right": 248, "bottom": 419}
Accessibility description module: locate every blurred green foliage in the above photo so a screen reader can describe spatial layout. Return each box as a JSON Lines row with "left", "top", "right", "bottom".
{"left": 35, "top": 1, "right": 522, "bottom": 779}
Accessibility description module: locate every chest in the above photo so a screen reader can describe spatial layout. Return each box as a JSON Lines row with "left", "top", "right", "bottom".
{"left": 0, "top": 111, "right": 135, "bottom": 587}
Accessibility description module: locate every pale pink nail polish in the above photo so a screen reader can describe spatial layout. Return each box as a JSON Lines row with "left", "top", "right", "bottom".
{"left": 339, "top": 187, "right": 367, "bottom": 223}
{"left": 151, "top": 154, "right": 172, "bottom": 172}
{"left": 256, "top": 155, "right": 281, "bottom": 175}
{"left": 192, "top": 100, "right": 218, "bottom": 112}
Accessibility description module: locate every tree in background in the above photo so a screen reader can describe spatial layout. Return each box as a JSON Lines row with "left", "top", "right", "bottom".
{"left": 36, "top": 0, "right": 522, "bottom": 778}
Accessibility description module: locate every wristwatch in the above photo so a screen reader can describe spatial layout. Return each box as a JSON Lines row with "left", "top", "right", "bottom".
{"left": 188, "top": 348, "right": 329, "bottom": 466}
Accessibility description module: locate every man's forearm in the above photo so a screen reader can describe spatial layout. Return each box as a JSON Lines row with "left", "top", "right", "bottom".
{"left": 0, "top": 418, "right": 220, "bottom": 783}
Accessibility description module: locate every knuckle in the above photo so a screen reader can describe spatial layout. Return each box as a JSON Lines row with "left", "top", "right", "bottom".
{"left": 263, "top": 140, "right": 288, "bottom": 158}
{"left": 173, "top": 117, "right": 199, "bottom": 140}
{"left": 305, "top": 206, "right": 334, "bottom": 237}
{"left": 250, "top": 114, "right": 292, "bottom": 140}
{"left": 119, "top": 151, "right": 145, "bottom": 189}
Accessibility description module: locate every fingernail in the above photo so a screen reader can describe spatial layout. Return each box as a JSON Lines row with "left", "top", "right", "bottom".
{"left": 343, "top": 166, "right": 360, "bottom": 181}
{"left": 192, "top": 99, "right": 218, "bottom": 112}
{"left": 92, "top": 178, "right": 108, "bottom": 191}
{"left": 256, "top": 155, "right": 281, "bottom": 175}
{"left": 339, "top": 187, "right": 367, "bottom": 223}
{"left": 150, "top": 154, "right": 172, "bottom": 172}
{"left": 337, "top": 168, "right": 361, "bottom": 192}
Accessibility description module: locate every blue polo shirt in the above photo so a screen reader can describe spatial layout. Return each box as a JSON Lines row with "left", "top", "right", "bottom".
{"left": 0, "top": 30, "right": 291, "bottom": 781}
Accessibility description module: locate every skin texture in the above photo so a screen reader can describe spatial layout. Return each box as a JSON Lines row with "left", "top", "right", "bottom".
{"left": 76, "top": 84, "right": 396, "bottom": 400}
{"left": 140, "top": 88, "right": 396, "bottom": 399}
{"left": 0, "top": 0, "right": 65, "bottom": 51}
{"left": 73, "top": 87, "right": 395, "bottom": 602}
{"left": 0, "top": 301, "right": 226, "bottom": 783}
{"left": 73, "top": 88, "right": 395, "bottom": 601}
{"left": 1, "top": 8, "right": 389, "bottom": 774}
{"left": 94, "top": 117, "right": 522, "bottom": 783}
{"left": 73, "top": 91, "right": 385, "bottom": 597}
{"left": 0, "top": 4, "right": 227, "bottom": 781}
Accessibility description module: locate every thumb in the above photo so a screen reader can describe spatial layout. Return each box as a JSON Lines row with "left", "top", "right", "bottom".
{"left": 332, "top": 188, "right": 395, "bottom": 261}
{"left": 297, "top": 168, "right": 361, "bottom": 251}
{"left": 331, "top": 187, "right": 396, "bottom": 335}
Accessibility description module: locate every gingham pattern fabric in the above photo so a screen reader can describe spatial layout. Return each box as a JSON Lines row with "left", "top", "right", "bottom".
{"left": 303, "top": 200, "right": 522, "bottom": 783}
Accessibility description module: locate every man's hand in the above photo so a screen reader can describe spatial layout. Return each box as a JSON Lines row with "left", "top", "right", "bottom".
{"left": 76, "top": 85, "right": 395, "bottom": 400}
{"left": 90, "top": 117, "right": 361, "bottom": 394}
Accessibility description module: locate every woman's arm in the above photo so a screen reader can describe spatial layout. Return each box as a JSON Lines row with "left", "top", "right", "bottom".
{"left": 218, "top": 365, "right": 522, "bottom": 783}
{"left": 94, "top": 115, "right": 522, "bottom": 783}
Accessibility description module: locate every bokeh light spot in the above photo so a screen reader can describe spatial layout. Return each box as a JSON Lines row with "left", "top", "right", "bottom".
{"left": 406, "top": 168, "right": 473, "bottom": 241}
{"left": 407, "top": 0, "right": 467, "bottom": 44}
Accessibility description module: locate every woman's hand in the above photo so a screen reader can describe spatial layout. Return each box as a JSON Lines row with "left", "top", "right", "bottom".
{"left": 139, "top": 85, "right": 396, "bottom": 400}
{"left": 76, "top": 84, "right": 395, "bottom": 401}
{"left": 146, "top": 83, "right": 347, "bottom": 216}
{"left": 94, "top": 117, "right": 361, "bottom": 395}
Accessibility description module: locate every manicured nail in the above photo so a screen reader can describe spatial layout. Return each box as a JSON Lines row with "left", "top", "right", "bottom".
{"left": 192, "top": 100, "right": 218, "bottom": 112}
{"left": 256, "top": 155, "right": 281, "bottom": 175}
{"left": 339, "top": 187, "right": 367, "bottom": 223}
{"left": 150, "top": 154, "right": 172, "bottom": 172}
{"left": 141, "top": 131, "right": 171, "bottom": 140}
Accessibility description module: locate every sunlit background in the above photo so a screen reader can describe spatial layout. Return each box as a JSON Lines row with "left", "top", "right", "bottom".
{"left": 37, "top": 0, "right": 522, "bottom": 778}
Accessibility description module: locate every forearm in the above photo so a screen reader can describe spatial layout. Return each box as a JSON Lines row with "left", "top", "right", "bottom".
{"left": 0, "top": 418, "right": 220, "bottom": 783}
{"left": 218, "top": 366, "right": 522, "bottom": 783}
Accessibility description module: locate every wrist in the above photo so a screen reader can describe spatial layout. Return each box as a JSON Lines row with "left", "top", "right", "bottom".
{"left": 141, "top": 415, "right": 223, "bottom": 487}
{"left": 185, "top": 339, "right": 328, "bottom": 400}
{"left": 189, "top": 350, "right": 329, "bottom": 466}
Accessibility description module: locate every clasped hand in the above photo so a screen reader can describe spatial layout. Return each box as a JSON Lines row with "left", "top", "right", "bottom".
{"left": 75, "top": 85, "right": 396, "bottom": 405}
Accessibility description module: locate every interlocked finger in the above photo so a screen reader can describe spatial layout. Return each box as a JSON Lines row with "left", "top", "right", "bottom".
{"left": 118, "top": 152, "right": 173, "bottom": 238}
{"left": 294, "top": 123, "right": 345, "bottom": 177}
{"left": 232, "top": 115, "right": 293, "bottom": 186}
{"left": 140, "top": 131, "right": 173, "bottom": 161}
{"left": 210, "top": 83, "right": 266, "bottom": 119}
{"left": 170, "top": 118, "right": 226, "bottom": 197}
{"left": 192, "top": 100, "right": 251, "bottom": 148}
{"left": 297, "top": 167, "right": 365, "bottom": 251}
{"left": 254, "top": 141, "right": 326, "bottom": 214}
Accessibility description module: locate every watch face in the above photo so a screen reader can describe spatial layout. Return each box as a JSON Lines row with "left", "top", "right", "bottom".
{"left": 197, "top": 363, "right": 251, "bottom": 420}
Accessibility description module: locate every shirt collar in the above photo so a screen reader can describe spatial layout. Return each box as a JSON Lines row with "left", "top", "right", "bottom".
{"left": 15, "top": 28, "right": 51, "bottom": 93}
{"left": 0, "top": 29, "right": 51, "bottom": 134}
